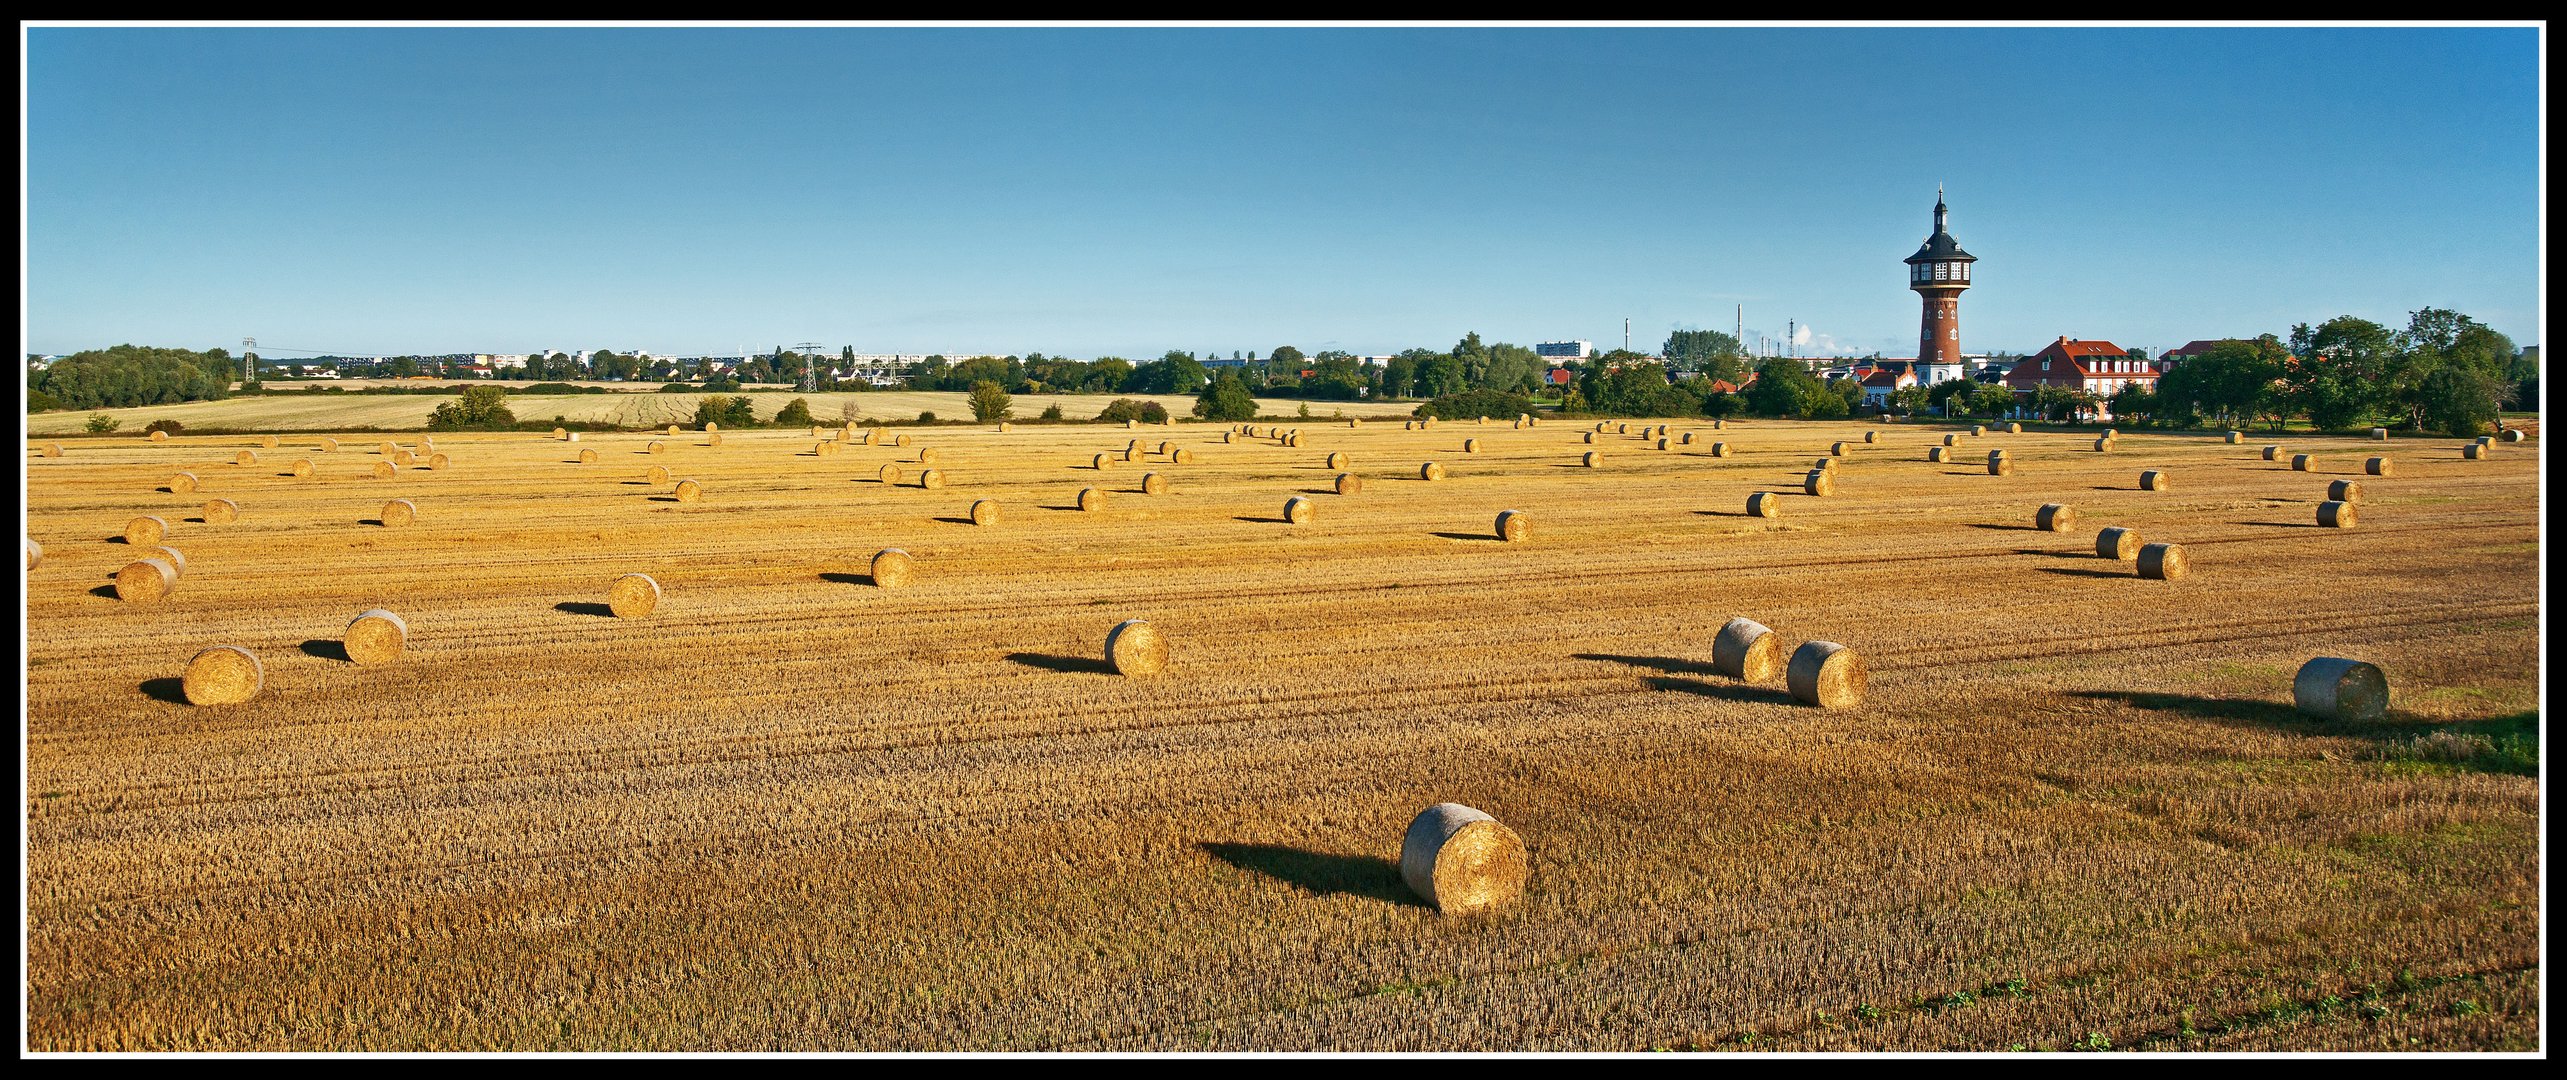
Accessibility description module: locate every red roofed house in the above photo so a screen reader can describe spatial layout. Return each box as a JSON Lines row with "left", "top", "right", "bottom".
{"left": 2159, "top": 338, "right": 2248, "bottom": 373}
{"left": 2004, "top": 337, "right": 2159, "bottom": 420}
{"left": 1545, "top": 366, "right": 1576, "bottom": 387}
{"left": 1849, "top": 359, "right": 1920, "bottom": 408}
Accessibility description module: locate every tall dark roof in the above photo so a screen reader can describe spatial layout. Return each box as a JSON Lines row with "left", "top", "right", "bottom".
{"left": 1904, "top": 191, "right": 1975, "bottom": 265}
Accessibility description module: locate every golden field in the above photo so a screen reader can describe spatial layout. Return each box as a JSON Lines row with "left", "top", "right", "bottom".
{"left": 21, "top": 389, "right": 1414, "bottom": 435}
{"left": 21, "top": 415, "right": 2541, "bottom": 1051}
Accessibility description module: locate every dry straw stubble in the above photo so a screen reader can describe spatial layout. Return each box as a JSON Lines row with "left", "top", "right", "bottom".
{"left": 1399, "top": 803, "right": 1527, "bottom": 915}
{"left": 182, "top": 645, "right": 262, "bottom": 705}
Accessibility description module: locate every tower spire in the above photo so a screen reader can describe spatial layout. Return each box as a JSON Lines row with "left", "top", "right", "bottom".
{"left": 1934, "top": 185, "right": 1948, "bottom": 232}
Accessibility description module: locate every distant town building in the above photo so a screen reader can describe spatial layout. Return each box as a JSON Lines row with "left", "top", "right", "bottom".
{"left": 1902, "top": 187, "right": 1976, "bottom": 385}
{"left": 2005, "top": 337, "right": 2158, "bottom": 418}
{"left": 1536, "top": 340, "right": 1595, "bottom": 361}
{"left": 2158, "top": 339, "right": 2253, "bottom": 373}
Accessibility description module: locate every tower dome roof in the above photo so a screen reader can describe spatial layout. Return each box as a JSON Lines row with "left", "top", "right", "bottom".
{"left": 1904, "top": 190, "right": 1975, "bottom": 264}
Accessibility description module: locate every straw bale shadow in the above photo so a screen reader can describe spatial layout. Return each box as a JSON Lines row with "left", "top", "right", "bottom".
{"left": 2038, "top": 567, "right": 2129, "bottom": 579}
{"left": 1200, "top": 843, "right": 1421, "bottom": 907}
{"left": 2237, "top": 521, "right": 2324, "bottom": 529}
{"left": 139, "top": 678, "right": 190, "bottom": 705}
{"left": 819, "top": 572, "right": 877, "bottom": 587}
{"left": 646, "top": 496, "right": 681, "bottom": 503}
{"left": 1233, "top": 515, "right": 1287, "bottom": 524}
{"left": 1968, "top": 523, "right": 2037, "bottom": 531}
{"left": 932, "top": 515, "right": 976, "bottom": 526}
{"left": 553, "top": 601, "right": 616, "bottom": 618}
{"left": 1429, "top": 531, "right": 1500, "bottom": 541}
{"left": 1577, "top": 652, "right": 1719, "bottom": 677}
{"left": 1006, "top": 652, "right": 1114, "bottom": 675}
{"left": 298, "top": 639, "right": 349, "bottom": 662}
{"left": 1641, "top": 675, "right": 1797, "bottom": 705}
{"left": 89, "top": 584, "right": 120, "bottom": 599}
{"left": 2011, "top": 549, "right": 2089, "bottom": 559}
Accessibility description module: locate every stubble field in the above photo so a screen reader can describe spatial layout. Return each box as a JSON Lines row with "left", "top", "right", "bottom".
{"left": 21, "top": 415, "right": 2541, "bottom": 1051}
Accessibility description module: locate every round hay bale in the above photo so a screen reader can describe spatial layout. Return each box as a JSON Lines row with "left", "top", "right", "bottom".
{"left": 1710, "top": 442, "right": 1731, "bottom": 458}
{"left": 1092, "top": 453, "right": 1114, "bottom": 471}
{"left": 2096, "top": 526, "right": 2141, "bottom": 560}
{"left": 373, "top": 460, "right": 400, "bottom": 479}
{"left": 1615, "top": 423, "right": 1628, "bottom": 434}
{"left": 894, "top": 434, "right": 912, "bottom": 447}
{"left": 673, "top": 479, "right": 703, "bottom": 502}
{"left": 115, "top": 557, "right": 177, "bottom": 602}
{"left": 1141, "top": 472, "right": 1166, "bottom": 495}
{"left": 666, "top": 424, "right": 681, "bottom": 436}
{"left": 1350, "top": 418, "right": 1362, "bottom": 428}
{"left": 2294, "top": 657, "right": 2388, "bottom": 721}
{"left": 1125, "top": 439, "right": 1143, "bottom": 454}
{"left": 1712, "top": 419, "right": 1726, "bottom": 430}
{"left": 1582, "top": 451, "right": 1601, "bottom": 468}
{"left": 2475, "top": 435, "right": 2492, "bottom": 446}
{"left": 1494, "top": 509, "right": 1527, "bottom": 542}
{"left": 1943, "top": 434, "right": 1958, "bottom": 447}
{"left": 1420, "top": 461, "right": 1445, "bottom": 481}
{"left": 2327, "top": 479, "right": 2362, "bottom": 503}
{"left": 259, "top": 434, "right": 279, "bottom": 449}
{"left": 1155, "top": 440, "right": 1175, "bottom": 456}
{"left": 1746, "top": 492, "right": 1781, "bottom": 518}
{"left": 2006, "top": 422, "right": 2022, "bottom": 434}
{"left": 168, "top": 472, "right": 199, "bottom": 494}
{"left": 553, "top": 427, "right": 568, "bottom": 440}
{"left": 1712, "top": 617, "right": 1780, "bottom": 680}
{"left": 970, "top": 499, "right": 999, "bottom": 526}
{"left": 2462, "top": 443, "right": 2485, "bottom": 460}
{"left": 428, "top": 452, "right": 450, "bottom": 470}
{"left": 608, "top": 573, "right": 660, "bottom": 617}
{"left": 381, "top": 499, "right": 416, "bottom": 527}
{"left": 2137, "top": 542, "right": 2188, "bottom": 580}
{"left": 1803, "top": 470, "right": 1833, "bottom": 497}
{"left": 1864, "top": 430, "right": 1882, "bottom": 445}
{"left": 1284, "top": 434, "right": 1303, "bottom": 448}
{"left": 25, "top": 537, "right": 42, "bottom": 571}
{"left": 235, "top": 449, "right": 258, "bottom": 466}
{"left": 1680, "top": 431, "right": 1696, "bottom": 445}
{"left": 1813, "top": 456, "right": 1838, "bottom": 472}
{"left": 1334, "top": 472, "right": 1363, "bottom": 495}
{"left": 1786, "top": 641, "right": 1864, "bottom": 708}
{"left": 1105, "top": 618, "right": 1168, "bottom": 676}
{"left": 1478, "top": 416, "right": 1490, "bottom": 426}
{"left": 148, "top": 545, "right": 187, "bottom": 576}
{"left": 1124, "top": 419, "right": 1138, "bottom": 430}
{"left": 42, "top": 442, "right": 64, "bottom": 458}
{"left": 2094, "top": 437, "right": 2115, "bottom": 452}
{"left": 998, "top": 422, "right": 1012, "bottom": 433}
{"left": 647, "top": 441, "right": 666, "bottom": 455}
{"left": 1987, "top": 450, "right": 2013, "bottom": 476}
{"left": 879, "top": 464, "right": 904, "bottom": 485}
{"left": 1399, "top": 803, "right": 1526, "bottom": 914}
{"left": 1283, "top": 496, "right": 1313, "bottom": 524}
{"left": 1463, "top": 439, "right": 1480, "bottom": 454}
{"left": 2317, "top": 500, "right": 2357, "bottom": 528}
{"left": 182, "top": 646, "right": 262, "bottom": 705}
{"left": 2365, "top": 456, "right": 2392, "bottom": 476}
{"left": 1971, "top": 425, "right": 1986, "bottom": 437}
{"left": 576, "top": 449, "right": 598, "bottom": 465}
{"left": 1327, "top": 451, "right": 1349, "bottom": 468}
{"left": 2140, "top": 469, "right": 2168, "bottom": 491}
{"left": 124, "top": 515, "right": 167, "bottom": 546}
{"left": 1582, "top": 431, "right": 1598, "bottom": 444}
{"left": 1078, "top": 487, "right": 1105, "bottom": 511}
{"left": 1830, "top": 441, "right": 1849, "bottom": 456}
{"left": 2291, "top": 453, "right": 2316, "bottom": 471}
{"left": 1173, "top": 449, "right": 1194, "bottom": 464}
{"left": 918, "top": 469, "right": 944, "bottom": 490}
{"left": 1654, "top": 438, "right": 1670, "bottom": 451}
{"left": 648, "top": 465, "right": 670, "bottom": 485}
{"left": 918, "top": 447, "right": 941, "bottom": 464}
{"left": 2036, "top": 503, "right": 2075, "bottom": 532}
{"left": 150, "top": 429, "right": 170, "bottom": 443}
{"left": 2263, "top": 445, "right": 2283, "bottom": 461}
{"left": 377, "top": 440, "right": 397, "bottom": 456}
{"left": 202, "top": 498, "right": 240, "bottom": 524}
{"left": 814, "top": 441, "right": 837, "bottom": 457}
{"left": 1512, "top": 419, "right": 1525, "bottom": 430}
{"left": 2226, "top": 431, "right": 2242, "bottom": 444}
{"left": 1928, "top": 446, "right": 1949, "bottom": 463}
{"left": 2370, "top": 427, "right": 2388, "bottom": 440}
{"left": 707, "top": 433, "right": 723, "bottom": 447}
{"left": 1593, "top": 422, "right": 1608, "bottom": 433}
{"left": 343, "top": 609, "right": 408, "bottom": 664}
{"left": 2500, "top": 428, "right": 2524, "bottom": 443}
{"left": 870, "top": 548, "right": 914, "bottom": 588}
{"left": 290, "top": 458, "right": 314, "bottom": 477}
{"left": 1222, "top": 431, "right": 1237, "bottom": 443}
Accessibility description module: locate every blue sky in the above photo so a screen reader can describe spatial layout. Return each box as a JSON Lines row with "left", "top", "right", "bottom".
{"left": 23, "top": 25, "right": 2542, "bottom": 361}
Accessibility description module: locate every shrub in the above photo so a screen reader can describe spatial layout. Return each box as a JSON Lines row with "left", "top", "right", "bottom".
{"left": 1140, "top": 402, "right": 1169, "bottom": 424}
{"left": 773, "top": 398, "right": 815, "bottom": 427}
{"left": 657, "top": 383, "right": 694, "bottom": 393}
{"left": 428, "top": 385, "right": 517, "bottom": 430}
{"left": 86, "top": 413, "right": 121, "bottom": 433}
{"left": 1096, "top": 398, "right": 1152, "bottom": 424}
{"left": 1040, "top": 402, "right": 1064, "bottom": 421}
{"left": 967, "top": 380, "right": 1014, "bottom": 422}
{"left": 1192, "top": 372, "right": 1258, "bottom": 421}
{"left": 1415, "top": 388, "right": 1533, "bottom": 421}
{"left": 692, "top": 395, "right": 758, "bottom": 429}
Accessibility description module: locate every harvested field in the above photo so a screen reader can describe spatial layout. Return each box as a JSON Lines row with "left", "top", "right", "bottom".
{"left": 19, "top": 419, "right": 2541, "bottom": 1051}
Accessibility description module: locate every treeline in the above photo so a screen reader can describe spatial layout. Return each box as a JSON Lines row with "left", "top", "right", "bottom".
{"left": 26, "top": 345, "right": 235, "bottom": 411}
{"left": 2113, "top": 309, "right": 2528, "bottom": 435}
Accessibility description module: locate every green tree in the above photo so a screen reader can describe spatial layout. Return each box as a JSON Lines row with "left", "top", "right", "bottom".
{"left": 1413, "top": 353, "right": 1467, "bottom": 398}
{"left": 774, "top": 398, "right": 816, "bottom": 427}
{"left": 1743, "top": 359, "right": 1825, "bottom": 417}
{"left": 1268, "top": 346, "right": 1307, "bottom": 371}
{"left": 2108, "top": 382, "right": 2157, "bottom": 426}
{"left": 1380, "top": 353, "right": 1421, "bottom": 398}
{"left": 30, "top": 344, "right": 237, "bottom": 410}
{"left": 2417, "top": 366, "right": 2508, "bottom": 436}
{"left": 1193, "top": 371, "right": 1259, "bottom": 421}
{"left": 967, "top": 380, "right": 1014, "bottom": 422}
{"left": 692, "top": 395, "right": 758, "bottom": 429}
{"left": 85, "top": 413, "right": 120, "bottom": 433}
{"left": 1887, "top": 384, "right": 1931, "bottom": 416}
{"left": 1663, "top": 329, "right": 1746, "bottom": 382}
{"left": 2156, "top": 336, "right": 2287, "bottom": 427}
{"left": 428, "top": 385, "right": 517, "bottom": 430}
{"left": 2286, "top": 316, "right": 2399, "bottom": 430}
{"left": 1968, "top": 381, "right": 2021, "bottom": 419}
